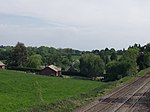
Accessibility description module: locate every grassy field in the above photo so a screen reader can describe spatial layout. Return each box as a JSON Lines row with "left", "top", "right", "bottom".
{"left": 1, "top": 68, "right": 150, "bottom": 112}
{"left": 0, "top": 70, "right": 101, "bottom": 112}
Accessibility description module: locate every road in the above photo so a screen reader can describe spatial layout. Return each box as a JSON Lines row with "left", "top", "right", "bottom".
{"left": 76, "top": 74, "right": 150, "bottom": 112}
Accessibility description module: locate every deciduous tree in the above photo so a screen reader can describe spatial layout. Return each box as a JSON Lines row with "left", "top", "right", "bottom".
{"left": 80, "top": 53, "right": 105, "bottom": 78}
{"left": 27, "top": 54, "right": 42, "bottom": 68}
{"left": 13, "top": 42, "right": 27, "bottom": 67}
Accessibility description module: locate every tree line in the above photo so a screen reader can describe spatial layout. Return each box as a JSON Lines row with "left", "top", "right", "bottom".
{"left": 0, "top": 42, "right": 150, "bottom": 81}
{"left": 0, "top": 42, "right": 82, "bottom": 70}
{"left": 80, "top": 43, "right": 150, "bottom": 81}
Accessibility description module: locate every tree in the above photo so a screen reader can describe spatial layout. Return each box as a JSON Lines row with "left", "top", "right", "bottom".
{"left": 137, "top": 53, "right": 145, "bottom": 70}
{"left": 47, "top": 51, "right": 62, "bottom": 66}
{"left": 27, "top": 54, "right": 42, "bottom": 68}
{"left": 13, "top": 42, "right": 27, "bottom": 67}
{"left": 105, "top": 47, "right": 140, "bottom": 81}
{"left": 99, "top": 50, "right": 109, "bottom": 64}
{"left": 92, "top": 50, "right": 100, "bottom": 55}
{"left": 37, "top": 46, "right": 50, "bottom": 64}
{"left": 80, "top": 53, "right": 105, "bottom": 78}
{"left": 110, "top": 48, "right": 115, "bottom": 54}
{"left": 145, "top": 43, "right": 150, "bottom": 52}
{"left": 106, "top": 61, "right": 131, "bottom": 81}
{"left": 121, "top": 48, "right": 140, "bottom": 60}
{"left": 110, "top": 52, "right": 118, "bottom": 61}
{"left": 61, "top": 57, "right": 71, "bottom": 70}
{"left": 106, "top": 61, "right": 120, "bottom": 80}
{"left": 120, "top": 48, "right": 140, "bottom": 75}
{"left": 144, "top": 52, "right": 150, "bottom": 68}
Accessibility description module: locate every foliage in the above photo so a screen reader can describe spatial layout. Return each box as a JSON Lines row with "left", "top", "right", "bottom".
{"left": 106, "top": 48, "right": 140, "bottom": 81}
{"left": 27, "top": 54, "right": 42, "bottom": 69}
{"left": 137, "top": 43, "right": 150, "bottom": 70}
{"left": 8, "top": 67, "right": 41, "bottom": 73}
{"left": 137, "top": 53, "right": 146, "bottom": 70}
{"left": 27, "top": 46, "right": 74, "bottom": 69}
{"left": 99, "top": 50, "right": 109, "bottom": 64}
{"left": 0, "top": 46, "right": 13, "bottom": 61}
{"left": 80, "top": 53, "right": 105, "bottom": 78}
{"left": 121, "top": 48, "right": 140, "bottom": 61}
{"left": 0, "top": 44, "right": 78, "bottom": 69}
{"left": 13, "top": 42, "right": 28, "bottom": 67}
{"left": 61, "top": 57, "right": 72, "bottom": 70}
{"left": 120, "top": 48, "right": 140, "bottom": 75}
{"left": 144, "top": 52, "right": 150, "bottom": 67}
{"left": 0, "top": 42, "right": 150, "bottom": 80}
{"left": 106, "top": 61, "right": 131, "bottom": 81}
{"left": 106, "top": 61, "right": 120, "bottom": 80}
{"left": 145, "top": 43, "right": 150, "bottom": 52}
{"left": 110, "top": 52, "right": 118, "bottom": 61}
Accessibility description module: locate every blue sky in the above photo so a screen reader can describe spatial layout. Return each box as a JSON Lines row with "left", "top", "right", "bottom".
{"left": 0, "top": 0, "right": 150, "bottom": 50}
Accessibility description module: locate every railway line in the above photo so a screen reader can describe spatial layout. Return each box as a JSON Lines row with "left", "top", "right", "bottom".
{"left": 76, "top": 74, "right": 150, "bottom": 112}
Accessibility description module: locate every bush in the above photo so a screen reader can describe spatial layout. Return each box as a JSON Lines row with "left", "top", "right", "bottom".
{"left": 8, "top": 67, "right": 41, "bottom": 74}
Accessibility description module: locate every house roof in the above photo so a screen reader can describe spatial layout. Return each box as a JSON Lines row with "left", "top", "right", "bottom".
{"left": 65, "top": 66, "right": 79, "bottom": 72}
{"left": 0, "top": 61, "right": 5, "bottom": 66}
{"left": 48, "top": 65, "right": 61, "bottom": 72}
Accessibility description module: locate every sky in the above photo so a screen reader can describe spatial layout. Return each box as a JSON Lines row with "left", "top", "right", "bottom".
{"left": 0, "top": 0, "right": 150, "bottom": 50}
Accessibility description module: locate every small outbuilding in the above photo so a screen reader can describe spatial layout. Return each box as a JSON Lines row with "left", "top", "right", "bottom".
{"left": 40, "top": 65, "right": 61, "bottom": 76}
{"left": 0, "top": 61, "right": 6, "bottom": 69}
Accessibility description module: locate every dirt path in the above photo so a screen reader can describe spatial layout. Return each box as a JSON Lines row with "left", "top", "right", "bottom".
{"left": 75, "top": 74, "right": 150, "bottom": 112}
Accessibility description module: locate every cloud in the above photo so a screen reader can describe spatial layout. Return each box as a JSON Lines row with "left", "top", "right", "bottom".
{"left": 0, "top": 0, "right": 150, "bottom": 50}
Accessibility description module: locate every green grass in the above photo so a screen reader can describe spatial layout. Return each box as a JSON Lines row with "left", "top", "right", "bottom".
{"left": 1, "top": 68, "right": 150, "bottom": 112}
{"left": 19, "top": 68, "right": 150, "bottom": 112}
{"left": 0, "top": 70, "right": 101, "bottom": 112}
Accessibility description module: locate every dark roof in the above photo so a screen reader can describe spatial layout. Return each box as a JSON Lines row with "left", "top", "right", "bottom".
{"left": 65, "top": 66, "right": 79, "bottom": 72}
